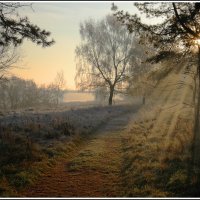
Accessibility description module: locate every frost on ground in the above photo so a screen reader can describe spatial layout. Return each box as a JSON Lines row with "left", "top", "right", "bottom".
{"left": 0, "top": 100, "right": 139, "bottom": 197}
{"left": 0, "top": 102, "right": 136, "bottom": 145}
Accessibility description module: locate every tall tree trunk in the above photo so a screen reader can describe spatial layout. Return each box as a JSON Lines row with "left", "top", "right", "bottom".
{"left": 108, "top": 85, "right": 114, "bottom": 106}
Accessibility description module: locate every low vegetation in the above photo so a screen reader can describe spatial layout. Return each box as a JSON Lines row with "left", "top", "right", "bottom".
{"left": 1, "top": 2, "right": 200, "bottom": 198}
{"left": 119, "top": 64, "right": 199, "bottom": 197}
{"left": 0, "top": 104, "right": 133, "bottom": 196}
{"left": 121, "top": 111, "right": 196, "bottom": 197}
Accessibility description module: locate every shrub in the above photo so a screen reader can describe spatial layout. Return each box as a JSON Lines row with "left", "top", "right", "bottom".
{"left": 10, "top": 172, "right": 33, "bottom": 188}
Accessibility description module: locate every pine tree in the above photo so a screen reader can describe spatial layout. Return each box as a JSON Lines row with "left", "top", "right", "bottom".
{"left": 0, "top": 2, "right": 54, "bottom": 47}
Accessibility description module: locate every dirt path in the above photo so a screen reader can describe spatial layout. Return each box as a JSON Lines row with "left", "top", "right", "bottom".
{"left": 22, "top": 110, "right": 136, "bottom": 197}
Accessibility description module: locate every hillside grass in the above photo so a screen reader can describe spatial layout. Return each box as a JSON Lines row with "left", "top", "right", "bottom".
{"left": 119, "top": 64, "right": 199, "bottom": 197}
{"left": 120, "top": 112, "right": 196, "bottom": 197}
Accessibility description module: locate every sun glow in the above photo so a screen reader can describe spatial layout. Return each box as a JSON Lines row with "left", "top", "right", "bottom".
{"left": 194, "top": 38, "right": 200, "bottom": 45}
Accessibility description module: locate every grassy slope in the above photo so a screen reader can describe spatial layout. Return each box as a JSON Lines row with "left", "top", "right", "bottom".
{"left": 120, "top": 63, "right": 198, "bottom": 197}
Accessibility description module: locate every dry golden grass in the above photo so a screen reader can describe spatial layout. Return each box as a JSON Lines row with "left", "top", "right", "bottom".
{"left": 119, "top": 64, "right": 199, "bottom": 197}
{"left": 120, "top": 91, "right": 196, "bottom": 196}
{"left": 120, "top": 115, "right": 195, "bottom": 197}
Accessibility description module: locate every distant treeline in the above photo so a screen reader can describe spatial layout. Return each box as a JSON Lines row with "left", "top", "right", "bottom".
{"left": 0, "top": 76, "right": 64, "bottom": 110}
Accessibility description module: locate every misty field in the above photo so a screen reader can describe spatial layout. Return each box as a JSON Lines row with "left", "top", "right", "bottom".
{"left": 2, "top": 1, "right": 200, "bottom": 198}
{"left": 0, "top": 100, "right": 135, "bottom": 196}
{"left": 0, "top": 64, "right": 199, "bottom": 197}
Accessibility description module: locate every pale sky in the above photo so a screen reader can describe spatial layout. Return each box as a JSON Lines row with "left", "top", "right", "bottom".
{"left": 11, "top": 1, "right": 140, "bottom": 89}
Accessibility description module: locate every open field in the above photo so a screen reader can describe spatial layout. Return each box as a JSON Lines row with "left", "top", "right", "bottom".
{"left": 0, "top": 101, "right": 137, "bottom": 197}
{"left": 0, "top": 61, "right": 199, "bottom": 197}
{"left": 2, "top": 1, "right": 200, "bottom": 198}
{"left": 21, "top": 110, "right": 136, "bottom": 197}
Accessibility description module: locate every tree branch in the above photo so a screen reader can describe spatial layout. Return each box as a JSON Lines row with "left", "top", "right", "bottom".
{"left": 172, "top": 3, "right": 198, "bottom": 38}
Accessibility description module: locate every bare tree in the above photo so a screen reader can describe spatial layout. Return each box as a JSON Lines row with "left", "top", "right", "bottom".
{"left": 125, "top": 35, "right": 156, "bottom": 103}
{"left": 0, "top": 75, "right": 67, "bottom": 110}
{"left": 75, "top": 15, "right": 140, "bottom": 105}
